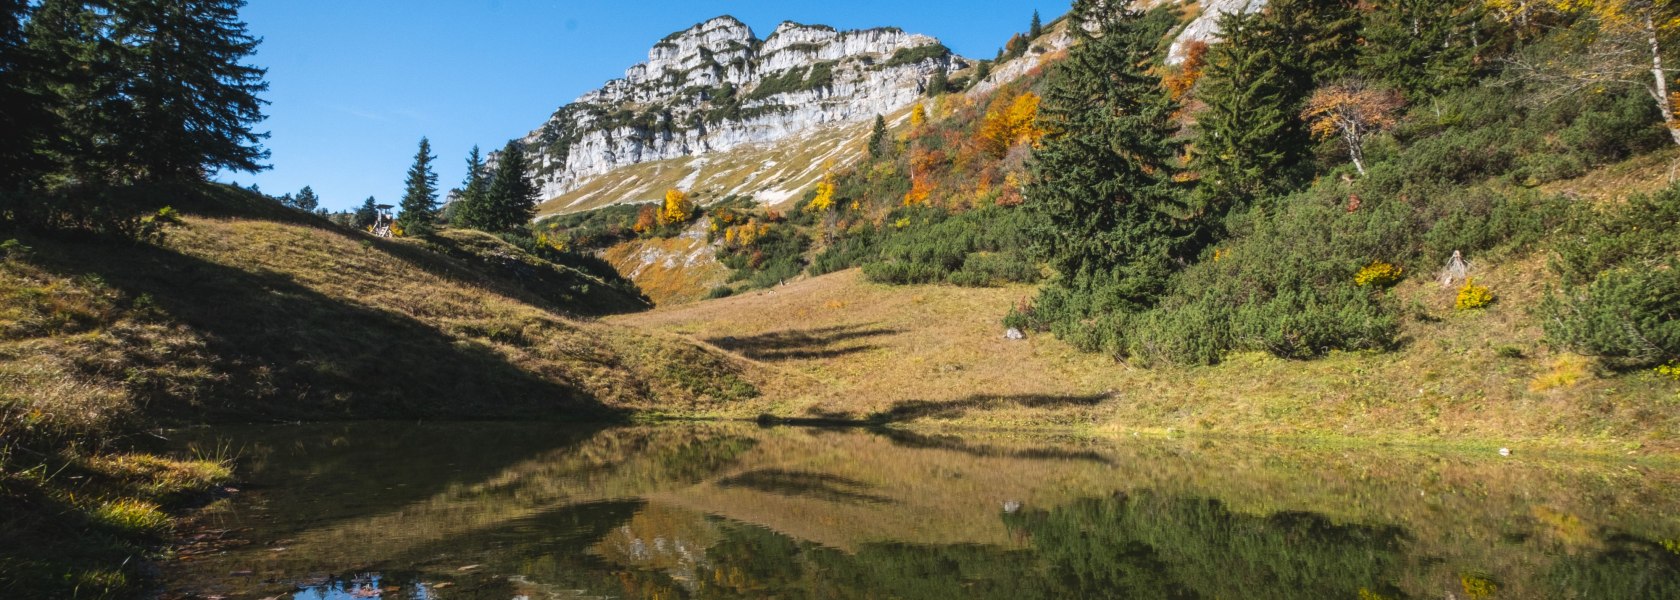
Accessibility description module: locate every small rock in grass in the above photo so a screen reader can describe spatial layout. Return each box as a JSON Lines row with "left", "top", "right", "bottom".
{"left": 1499, "top": 448, "right": 1511, "bottom": 457}
{"left": 1004, "top": 328, "right": 1025, "bottom": 341}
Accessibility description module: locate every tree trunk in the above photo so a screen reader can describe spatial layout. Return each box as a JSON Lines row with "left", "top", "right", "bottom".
{"left": 1646, "top": 11, "right": 1680, "bottom": 146}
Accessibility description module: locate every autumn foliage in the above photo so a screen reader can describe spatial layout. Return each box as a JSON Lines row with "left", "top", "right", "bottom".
{"left": 1163, "top": 40, "right": 1209, "bottom": 101}
{"left": 1302, "top": 80, "right": 1405, "bottom": 174}
{"left": 660, "top": 188, "right": 695, "bottom": 226}
{"left": 977, "top": 92, "right": 1045, "bottom": 158}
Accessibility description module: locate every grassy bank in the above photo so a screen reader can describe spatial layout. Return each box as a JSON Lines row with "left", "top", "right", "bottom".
{"left": 612, "top": 262, "right": 1680, "bottom": 456}
{"left": 0, "top": 183, "right": 775, "bottom": 597}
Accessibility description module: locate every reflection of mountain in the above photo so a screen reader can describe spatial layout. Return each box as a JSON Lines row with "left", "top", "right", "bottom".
{"left": 166, "top": 425, "right": 1680, "bottom": 600}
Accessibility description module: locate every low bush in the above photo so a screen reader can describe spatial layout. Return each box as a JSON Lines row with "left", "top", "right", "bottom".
{"left": 1542, "top": 184, "right": 1680, "bottom": 369}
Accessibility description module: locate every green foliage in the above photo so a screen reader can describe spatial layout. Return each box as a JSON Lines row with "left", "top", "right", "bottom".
{"left": 397, "top": 137, "right": 439, "bottom": 236}
{"left": 353, "top": 196, "right": 379, "bottom": 230}
{"left": 926, "top": 66, "right": 948, "bottom": 98}
{"left": 289, "top": 185, "right": 319, "bottom": 212}
{"left": 460, "top": 141, "right": 537, "bottom": 234}
{"left": 834, "top": 205, "right": 1038, "bottom": 287}
{"left": 1194, "top": 8, "right": 1311, "bottom": 211}
{"left": 868, "top": 115, "right": 889, "bottom": 161}
{"left": 883, "top": 43, "right": 952, "bottom": 68}
{"left": 1024, "top": 2, "right": 1191, "bottom": 320}
{"left": 747, "top": 61, "right": 836, "bottom": 100}
{"left": 533, "top": 203, "right": 645, "bottom": 252}
{"left": 1543, "top": 185, "right": 1680, "bottom": 369}
{"left": 1359, "top": 0, "right": 1486, "bottom": 98}
{"left": 718, "top": 221, "right": 810, "bottom": 291}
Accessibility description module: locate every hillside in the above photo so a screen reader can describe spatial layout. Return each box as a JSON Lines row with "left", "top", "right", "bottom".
{"left": 0, "top": 184, "right": 776, "bottom": 596}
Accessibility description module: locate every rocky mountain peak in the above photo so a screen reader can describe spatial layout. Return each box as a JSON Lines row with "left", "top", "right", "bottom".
{"left": 516, "top": 15, "right": 965, "bottom": 211}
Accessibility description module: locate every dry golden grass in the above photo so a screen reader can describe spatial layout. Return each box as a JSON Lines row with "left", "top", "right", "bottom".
{"left": 612, "top": 262, "right": 1680, "bottom": 455}
{"left": 601, "top": 227, "right": 730, "bottom": 306}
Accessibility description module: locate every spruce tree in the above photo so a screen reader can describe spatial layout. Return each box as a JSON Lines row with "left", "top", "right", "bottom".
{"left": 478, "top": 141, "right": 537, "bottom": 233}
{"left": 1360, "top": 0, "right": 1484, "bottom": 98}
{"left": 868, "top": 115, "right": 888, "bottom": 160}
{"left": 1193, "top": 8, "right": 1307, "bottom": 211}
{"left": 24, "top": 0, "right": 126, "bottom": 181}
{"left": 112, "top": 0, "right": 269, "bottom": 180}
{"left": 453, "top": 145, "right": 491, "bottom": 230}
{"left": 971, "top": 60, "right": 991, "bottom": 89}
{"left": 926, "top": 67, "right": 948, "bottom": 98}
{"left": 293, "top": 185, "right": 318, "bottom": 211}
{"left": 396, "top": 137, "right": 438, "bottom": 235}
{"left": 0, "top": 0, "right": 54, "bottom": 189}
{"left": 1257, "top": 0, "right": 1362, "bottom": 91}
{"left": 1025, "top": 0, "right": 1190, "bottom": 314}
{"left": 353, "top": 196, "right": 379, "bottom": 230}
{"left": 1030, "top": 10, "right": 1044, "bottom": 39}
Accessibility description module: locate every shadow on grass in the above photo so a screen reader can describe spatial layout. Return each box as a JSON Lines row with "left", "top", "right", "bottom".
{"left": 30, "top": 235, "right": 620, "bottom": 423}
{"left": 705, "top": 324, "right": 900, "bottom": 362}
{"left": 864, "top": 392, "right": 1110, "bottom": 424}
{"left": 717, "top": 469, "right": 894, "bottom": 505}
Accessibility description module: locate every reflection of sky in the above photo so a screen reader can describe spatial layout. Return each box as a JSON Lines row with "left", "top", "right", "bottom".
{"left": 293, "top": 574, "right": 434, "bottom": 600}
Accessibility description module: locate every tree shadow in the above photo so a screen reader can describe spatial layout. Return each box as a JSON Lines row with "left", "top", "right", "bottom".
{"left": 705, "top": 323, "right": 900, "bottom": 362}
{"left": 29, "top": 236, "right": 621, "bottom": 424}
{"left": 864, "top": 392, "right": 1110, "bottom": 425}
{"left": 716, "top": 469, "right": 894, "bottom": 505}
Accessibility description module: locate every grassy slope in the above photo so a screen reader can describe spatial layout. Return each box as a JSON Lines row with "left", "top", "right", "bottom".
{"left": 0, "top": 184, "right": 775, "bottom": 596}
{"left": 612, "top": 188, "right": 1680, "bottom": 455}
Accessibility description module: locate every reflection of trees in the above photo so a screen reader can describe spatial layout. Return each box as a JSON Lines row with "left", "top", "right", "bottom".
{"left": 1545, "top": 534, "right": 1680, "bottom": 599}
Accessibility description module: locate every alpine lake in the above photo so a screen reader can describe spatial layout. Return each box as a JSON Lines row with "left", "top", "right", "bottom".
{"left": 158, "top": 422, "right": 1680, "bottom": 599}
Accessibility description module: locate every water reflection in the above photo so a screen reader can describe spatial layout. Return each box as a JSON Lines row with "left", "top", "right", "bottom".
{"left": 163, "top": 423, "right": 1680, "bottom": 599}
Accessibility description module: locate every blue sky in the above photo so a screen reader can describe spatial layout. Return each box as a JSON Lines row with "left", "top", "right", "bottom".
{"left": 221, "top": 0, "right": 1068, "bottom": 211}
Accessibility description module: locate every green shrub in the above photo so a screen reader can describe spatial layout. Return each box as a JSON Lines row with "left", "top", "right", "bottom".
{"left": 1542, "top": 185, "right": 1680, "bottom": 369}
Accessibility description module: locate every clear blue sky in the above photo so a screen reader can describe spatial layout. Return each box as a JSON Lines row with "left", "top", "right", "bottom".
{"left": 219, "top": 0, "right": 1068, "bottom": 212}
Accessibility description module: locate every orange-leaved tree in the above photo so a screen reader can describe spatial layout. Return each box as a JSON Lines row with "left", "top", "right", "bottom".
{"left": 1301, "top": 80, "right": 1405, "bottom": 175}
{"left": 1163, "top": 40, "right": 1209, "bottom": 101}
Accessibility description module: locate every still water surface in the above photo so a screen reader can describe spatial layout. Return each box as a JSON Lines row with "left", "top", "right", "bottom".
{"left": 162, "top": 423, "right": 1680, "bottom": 599}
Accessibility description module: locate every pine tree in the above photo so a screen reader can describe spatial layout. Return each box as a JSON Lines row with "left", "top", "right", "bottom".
{"left": 111, "top": 0, "right": 270, "bottom": 181}
{"left": 396, "top": 137, "right": 438, "bottom": 235}
{"left": 353, "top": 196, "right": 379, "bottom": 230}
{"left": 926, "top": 67, "right": 948, "bottom": 98}
{"left": 293, "top": 185, "right": 319, "bottom": 211}
{"left": 453, "top": 145, "right": 492, "bottom": 230}
{"left": 1192, "top": 8, "right": 1308, "bottom": 211}
{"left": 476, "top": 141, "right": 537, "bottom": 233}
{"left": 971, "top": 60, "right": 992, "bottom": 89}
{"left": 868, "top": 115, "right": 888, "bottom": 160}
{"left": 1360, "top": 0, "right": 1484, "bottom": 98}
{"left": 24, "top": 0, "right": 127, "bottom": 181}
{"left": 1257, "top": 0, "right": 1362, "bottom": 91}
{"left": 1025, "top": 0, "right": 1190, "bottom": 313}
{"left": 0, "top": 0, "right": 54, "bottom": 189}
{"left": 1030, "top": 10, "right": 1044, "bottom": 38}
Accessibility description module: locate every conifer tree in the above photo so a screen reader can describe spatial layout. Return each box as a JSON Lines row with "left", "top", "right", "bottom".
{"left": 293, "top": 185, "right": 319, "bottom": 212}
{"left": 452, "top": 146, "right": 488, "bottom": 227}
{"left": 1025, "top": 0, "right": 1190, "bottom": 313}
{"left": 971, "top": 60, "right": 992, "bottom": 89}
{"left": 926, "top": 67, "right": 948, "bottom": 97}
{"left": 474, "top": 141, "right": 537, "bottom": 233}
{"left": 868, "top": 115, "right": 888, "bottom": 160}
{"left": 1359, "top": 0, "right": 1485, "bottom": 98}
{"left": 1257, "top": 0, "right": 1362, "bottom": 91}
{"left": 1030, "top": 10, "right": 1044, "bottom": 38}
{"left": 353, "top": 196, "right": 379, "bottom": 229}
{"left": 24, "top": 0, "right": 126, "bottom": 181}
{"left": 1192, "top": 8, "right": 1307, "bottom": 210}
{"left": 397, "top": 137, "right": 439, "bottom": 235}
{"left": 111, "top": 0, "right": 269, "bottom": 181}
{"left": 0, "top": 0, "right": 54, "bottom": 189}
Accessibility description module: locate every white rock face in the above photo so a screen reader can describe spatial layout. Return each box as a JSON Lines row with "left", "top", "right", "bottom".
{"left": 514, "top": 16, "right": 964, "bottom": 205}
{"left": 1167, "top": 0, "right": 1267, "bottom": 64}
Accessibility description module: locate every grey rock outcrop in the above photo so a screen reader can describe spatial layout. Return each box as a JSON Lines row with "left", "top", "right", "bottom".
{"left": 514, "top": 16, "right": 965, "bottom": 204}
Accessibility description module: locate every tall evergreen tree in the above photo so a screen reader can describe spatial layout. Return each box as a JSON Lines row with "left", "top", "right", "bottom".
{"left": 453, "top": 145, "right": 491, "bottom": 230}
{"left": 293, "top": 185, "right": 318, "bottom": 211}
{"left": 111, "top": 0, "right": 269, "bottom": 181}
{"left": 868, "top": 115, "right": 888, "bottom": 160}
{"left": 353, "top": 196, "right": 379, "bottom": 230}
{"left": 475, "top": 141, "right": 537, "bottom": 233}
{"left": 1030, "top": 10, "right": 1044, "bottom": 38}
{"left": 1360, "top": 0, "right": 1485, "bottom": 98}
{"left": 1256, "top": 0, "right": 1362, "bottom": 91}
{"left": 1025, "top": 0, "right": 1190, "bottom": 314}
{"left": 24, "top": 0, "right": 127, "bottom": 181}
{"left": 971, "top": 60, "right": 992, "bottom": 89}
{"left": 1193, "top": 8, "right": 1307, "bottom": 212}
{"left": 396, "top": 137, "right": 438, "bottom": 235}
{"left": 926, "top": 66, "right": 948, "bottom": 97}
{"left": 0, "top": 0, "right": 54, "bottom": 189}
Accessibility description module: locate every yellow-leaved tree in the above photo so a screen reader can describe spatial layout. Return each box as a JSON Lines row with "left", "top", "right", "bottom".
{"left": 806, "top": 176, "right": 837, "bottom": 213}
{"left": 909, "top": 102, "right": 927, "bottom": 130}
{"left": 1500, "top": 0, "right": 1680, "bottom": 145}
{"left": 977, "top": 92, "right": 1045, "bottom": 157}
{"left": 659, "top": 188, "right": 694, "bottom": 227}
